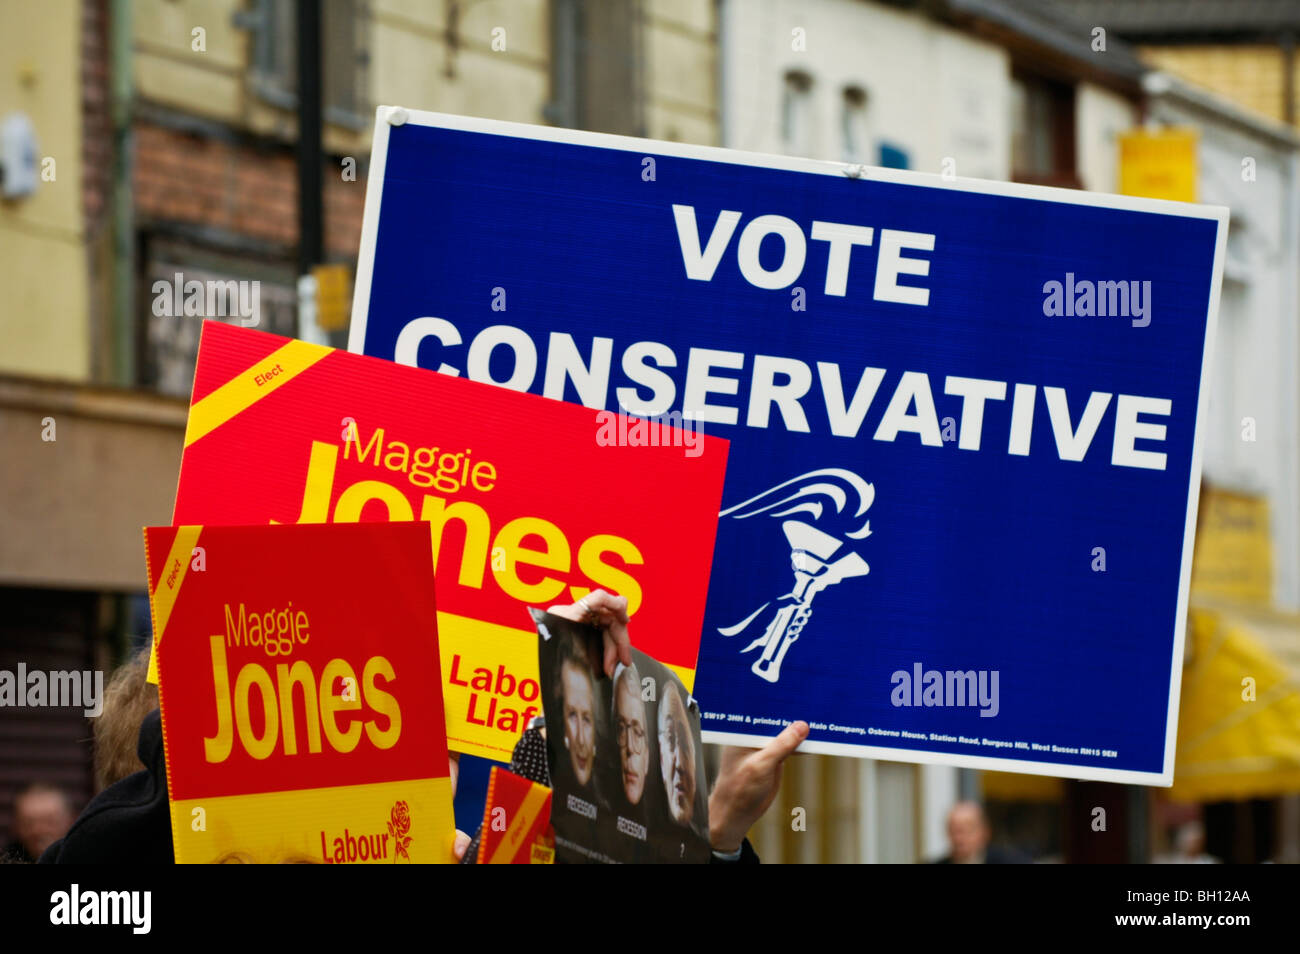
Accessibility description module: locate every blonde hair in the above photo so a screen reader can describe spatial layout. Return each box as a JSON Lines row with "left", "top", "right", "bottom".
{"left": 93, "top": 648, "right": 159, "bottom": 791}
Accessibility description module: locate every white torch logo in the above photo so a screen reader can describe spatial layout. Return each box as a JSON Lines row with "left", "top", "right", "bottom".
{"left": 717, "top": 468, "right": 874, "bottom": 683}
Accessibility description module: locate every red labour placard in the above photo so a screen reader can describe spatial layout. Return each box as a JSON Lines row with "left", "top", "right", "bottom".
{"left": 169, "top": 321, "right": 729, "bottom": 760}
{"left": 145, "top": 520, "right": 455, "bottom": 863}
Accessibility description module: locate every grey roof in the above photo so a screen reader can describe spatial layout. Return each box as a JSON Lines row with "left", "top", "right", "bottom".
{"left": 940, "top": 0, "right": 1148, "bottom": 81}
{"left": 1037, "top": 0, "right": 1300, "bottom": 37}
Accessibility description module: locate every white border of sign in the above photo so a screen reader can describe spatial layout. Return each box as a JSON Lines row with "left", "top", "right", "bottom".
{"left": 350, "top": 106, "right": 1228, "bottom": 786}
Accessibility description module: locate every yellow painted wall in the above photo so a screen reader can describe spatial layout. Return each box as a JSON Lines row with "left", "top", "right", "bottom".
{"left": 0, "top": 0, "right": 89, "bottom": 381}
{"left": 134, "top": 0, "right": 246, "bottom": 122}
{"left": 132, "top": 0, "right": 556, "bottom": 154}
{"left": 0, "top": 377, "right": 188, "bottom": 589}
{"left": 372, "top": 0, "right": 551, "bottom": 125}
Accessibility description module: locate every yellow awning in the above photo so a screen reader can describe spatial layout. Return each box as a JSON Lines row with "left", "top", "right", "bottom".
{"left": 1171, "top": 598, "right": 1300, "bottom": 801}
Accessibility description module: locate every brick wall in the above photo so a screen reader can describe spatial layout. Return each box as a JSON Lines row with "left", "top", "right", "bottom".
{"left": 133, "top": 122, "right": 366, "bottom": 260}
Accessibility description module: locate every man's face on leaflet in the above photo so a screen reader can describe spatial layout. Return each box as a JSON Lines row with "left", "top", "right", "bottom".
{"left": 562, "top": 660, "right": 595, "bottom": 786}
{"left": 615, "top": 673, "right": 649, "bottom": 804}
{"left": 659, "top": 683, "right": 696, "bottom": 825}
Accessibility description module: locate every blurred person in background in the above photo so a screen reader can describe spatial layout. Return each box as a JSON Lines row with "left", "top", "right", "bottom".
{"left": 2, "top": 782, "right": 75, "bottom": 863}
{"left": 37, "top": 648, "right": 172, "bottom": 863}
{"left": 933, "top": 800, "right": 1028, "bottom": 864}
{"left": 1154, "top": 820, "right": 1220, "bottom": 864}
{"left": 39, "top": 708, "right": 173, "bottom": 864}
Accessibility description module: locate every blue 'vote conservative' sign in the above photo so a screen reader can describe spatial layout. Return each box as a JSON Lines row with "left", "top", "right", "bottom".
{"left": 350, "top": 108, "right": 1226, "bottom": 784}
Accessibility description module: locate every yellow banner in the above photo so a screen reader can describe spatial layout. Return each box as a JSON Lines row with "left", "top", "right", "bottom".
{"left": 169, "top": 777, "right": 455, "bottom": 864}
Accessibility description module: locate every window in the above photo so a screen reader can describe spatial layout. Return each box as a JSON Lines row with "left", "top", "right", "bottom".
{"left": 547, "top": 0, "right": 644, "bottom": 136}
{"left": 1010, "top": 70, "right": 1078, "bottom": 188}
{"left": 782, "top": 70, "right": 814, "bottom": 156}
{"left": 841, "top": 85, "right": 870, "bottom": 164}
{"left": 139, "top": 239, "right": 298, "bottom": 398}
{"left": 237, "top": 0, "right": 370, "bottom": 129}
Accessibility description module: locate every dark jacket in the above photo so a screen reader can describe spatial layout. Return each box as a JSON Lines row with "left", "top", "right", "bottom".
{"left": 1, "top": 841, "right": 35, "bottom": 864}
{"left": 39, "top": 709, "right": 173, "bottom": 864}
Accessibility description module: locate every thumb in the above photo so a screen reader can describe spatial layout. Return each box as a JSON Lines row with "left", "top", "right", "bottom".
{"left": 453, "top": 830, "right": 471, "bottom": 862}
{"left": 758, "top": 720, "right": 809, "bottom": 769}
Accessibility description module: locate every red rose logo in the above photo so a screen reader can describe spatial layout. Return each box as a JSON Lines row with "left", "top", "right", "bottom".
{"left": 387, "top": 800, "right": 413, "bottom": 862}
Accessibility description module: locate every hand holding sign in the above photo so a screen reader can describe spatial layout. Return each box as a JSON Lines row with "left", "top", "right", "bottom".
{"left": 546, "top": 589, "right": 632, "bottom": 678}
{"left": 708, "top": 721, "right": 810, "bottom": 853}
{"left": 452, "top": 829, "right": 471, "bottom": 862}
{"left": 535, "top": 608, "right": 711, "bottom": 863}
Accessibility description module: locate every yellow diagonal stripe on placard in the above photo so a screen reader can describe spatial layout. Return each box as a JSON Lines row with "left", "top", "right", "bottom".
{"left": 487, "top": 781, "right": 551, "bottom": 865}
{"left": 145, "top": 525, "right": 203, "bottom": 684}
{"left": 184, "top": 338, "right": 331, "bottom": 447}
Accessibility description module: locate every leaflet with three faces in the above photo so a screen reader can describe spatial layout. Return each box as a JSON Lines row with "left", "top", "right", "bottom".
{"left": 144, "top": 520, "right": 456, "bottom": 863}
{"left": 534, "top": 609, "right": 711, "bottom": 864}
